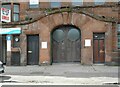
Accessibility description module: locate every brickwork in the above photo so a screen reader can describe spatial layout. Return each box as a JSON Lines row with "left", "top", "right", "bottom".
{"left": 18, "top": 12, "right": 112, "bottom": 65}
{"left": 1, "top": 1, "right": 119, "bottom": 65}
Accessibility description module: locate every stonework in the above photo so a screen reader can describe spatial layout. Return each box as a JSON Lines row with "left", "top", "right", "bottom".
{"left": 1, "top": 2, "right": 119, "bottom": 66}
{"left": 17, "top": 12, "right": 113, "bottom": 65}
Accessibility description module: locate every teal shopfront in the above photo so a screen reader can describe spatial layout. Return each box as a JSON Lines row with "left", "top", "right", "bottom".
{"left": 0, "top": 28, "right": 21, "bottom": 65}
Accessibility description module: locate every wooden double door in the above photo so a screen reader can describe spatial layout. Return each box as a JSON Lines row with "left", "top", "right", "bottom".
{"left": 93, "top": 33, "right": 105, "bottom": 63}
{"left": 52, "top": 26, "right": 81, "bottom": 63}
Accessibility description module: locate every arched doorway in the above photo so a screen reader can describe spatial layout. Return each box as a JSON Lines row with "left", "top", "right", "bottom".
{"left": 52, "top": 25, "right": 81, "bottom": 63}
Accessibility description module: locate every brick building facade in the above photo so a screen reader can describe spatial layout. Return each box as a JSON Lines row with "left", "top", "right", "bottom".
{"left": 0, "top": 0, "right": 120, "bottom": 66}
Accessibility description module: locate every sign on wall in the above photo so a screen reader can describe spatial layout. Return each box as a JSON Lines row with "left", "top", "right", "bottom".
{"left": 6, "top": 35, "right": 12, "bottom": 40}
{"left": 0, "top": 28, "right": 21, "bottom": 34}
{"left": 30, "top": 0, "right": 39, "bottom": 5}
{"left": 1, "top": 8, "right": 11, "bottom": 22}
{"left": 41, "top": 42, "right": 47, "bottom": 49}
{"left": 85, "top": 39, "right": 91, "bottom": 47}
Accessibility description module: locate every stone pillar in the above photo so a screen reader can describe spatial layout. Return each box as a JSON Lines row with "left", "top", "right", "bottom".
{"left": 20, "top": 34, "right": 27, "bottom": 66}
{"left": 40, "top": 31, "right": 51, "bottom": 65}
{"left": 81, "top": 30, "right": 93, "bottom": 65}
{"left": 6, "top": 51, "right": 11, "bottom": 66}
{"left": 40, "top": 32, "right": 50, "bottom": 65}
{"left": 6, "top": 35, "right": 12, "bottom": 66}
{"left": 105, "top": 24, "right": 112, "bottom": 63}
{"left": 39, "top": 17, "right": 51, "bottom": 65}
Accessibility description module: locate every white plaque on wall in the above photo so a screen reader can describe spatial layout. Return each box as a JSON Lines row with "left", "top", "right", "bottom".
{"left": 7, "top": 40, "right": 11, "bottom": 51}
{"left": 85, "top": 39, "right": 91, "bottom": 47}
{"left": 41, "top": 42, "right": 47, "bottom": 49}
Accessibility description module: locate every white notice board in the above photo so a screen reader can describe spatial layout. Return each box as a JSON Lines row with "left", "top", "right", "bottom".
{"left": 41, "top": 42, "right": 47, "bottom": 49}
{"left": 85, "top": 39, "right": 91, "bottom": 47}
{"left": 7, "top": 40, "right": 11, "bottom": 51}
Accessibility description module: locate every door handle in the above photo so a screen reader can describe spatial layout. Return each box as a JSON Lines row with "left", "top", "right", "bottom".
{"left": 100, "top": 50, "right": 104, "bottom": 53}
{"left": 28, "top": 51, "right": 32, "bottom": 53}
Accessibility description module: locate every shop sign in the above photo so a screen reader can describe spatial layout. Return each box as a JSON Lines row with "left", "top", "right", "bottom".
{"left": 0, "top": 28, "right": 21, "bottom": 34}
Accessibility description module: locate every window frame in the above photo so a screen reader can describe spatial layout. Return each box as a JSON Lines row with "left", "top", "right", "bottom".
{"left": 2, "top": 3, "right": 11, "bottom": 10}
{"left": 2, "top": 3, "right": 20, "bottom": 22}
{"left": 13, "top": 3, "right": 20, "bottom": 22}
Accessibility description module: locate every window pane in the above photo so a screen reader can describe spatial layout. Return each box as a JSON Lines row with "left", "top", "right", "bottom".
{"left": 30, "top": 4, "right": 39, "bottom": 8}
{"left": 68, "top": 29, "right": 80, "bottom": 41}
{"left": 118, "top": 24, "right": 120, "bottom": 32}
{"left": 118, "top": 36, "right": 120, "bottom": 39}
{"left": 53, "top": 30, "right": 65, "bottom": 42}
{"left": 94, "top": 0, "right": 105, "bottom": 5}
{"left": 51, "top": 2, "right": 61, "bottom": 8}
{"left": 72, "top": 0, "right": 83, "bottom": 6}
{"left": 13, "top": 14, "right": 19, "bottom": 21}
{"left": 2, "top": 4, "right": 11, "bottom": 10}
{"left": 14, "top": 4, "right": 19, "bottom": 13}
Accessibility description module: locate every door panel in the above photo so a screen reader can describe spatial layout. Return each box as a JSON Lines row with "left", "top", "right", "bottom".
{"left": 27, "top": 35, "right": 39, "bottom": 65}
{"left": 99, "top": 40, "right": 105, "bottom": 63}
{"left": 93, "top": 40, "right": 99, "bottom": 63}
{"left": 11, "top": 52, "right": 20, "bottom": 66}
{"left": 52, "top": 26, "right": 81, "bottom": 63}
{"left": 93, "top": 33, "right": 105, "bottom": 63}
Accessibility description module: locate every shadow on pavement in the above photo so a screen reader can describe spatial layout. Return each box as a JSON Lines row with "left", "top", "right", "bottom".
{"left": 0, "top": 76, "right": 11, "bottom": 83}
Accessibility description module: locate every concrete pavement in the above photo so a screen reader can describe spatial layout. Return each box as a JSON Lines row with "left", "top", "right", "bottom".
{"left": 0, "top": 63, "right": 119, "bottom": 85}
{"left": 1, "top": 85, "right": 119, "bottom": 87}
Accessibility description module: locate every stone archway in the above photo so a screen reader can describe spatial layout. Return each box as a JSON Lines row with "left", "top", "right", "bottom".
{"left": 36, "top": 12, "right": 111, "bottom": 65}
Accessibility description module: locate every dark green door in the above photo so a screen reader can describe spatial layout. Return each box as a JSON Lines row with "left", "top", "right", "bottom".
{"left": 0, "top": 35, "right": 7, "bottom": 64}
{"left": 27, "top": 35, "right": 39, "bottom": 65}
{"left": 52, "top": 26, "right": 81, "bottom": 63}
